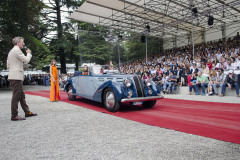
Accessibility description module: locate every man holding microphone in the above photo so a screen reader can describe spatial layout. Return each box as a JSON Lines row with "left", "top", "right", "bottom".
{"left": 7, "top": 37, "right": 37, "bottom": 121}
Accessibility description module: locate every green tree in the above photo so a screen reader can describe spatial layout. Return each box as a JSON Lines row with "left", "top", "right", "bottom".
{"left": 77, "top": 31, "right": 113, "bottom": 65}
{"left": 0, "top": 0, "right": 48, "bottom": 70}
{"left": 111, "top": 42, "right": 126, "bottom": 65}
{"left": 124, "top": 35, "right": 163, "bottom": 61}
{"left": 42, "top": 0, "right": 84, "bottom": 74}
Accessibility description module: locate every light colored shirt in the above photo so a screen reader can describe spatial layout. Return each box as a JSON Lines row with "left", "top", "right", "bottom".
{"left": 197, "top": 75, "right": 209, "bottom": 83}
{"left": 217, "top": 74, "right": 226, "bottom": 83}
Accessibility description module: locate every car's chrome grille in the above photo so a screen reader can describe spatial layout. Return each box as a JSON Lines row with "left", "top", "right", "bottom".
{"left": 98, "top": 78, "right": 104, "bottom": 82}
{"left": 133, "top": 75, "right": 145, "bottom": 97}
{"left": 116, "top": 78, "right": 123, "bottom": 82}
{"left": 98, "top": 77, "right": 123, "bottom": 82}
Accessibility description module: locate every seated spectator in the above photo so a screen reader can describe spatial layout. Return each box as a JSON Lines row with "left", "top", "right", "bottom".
{"left": 220, "top": 70, "right": 239, "bottom": 97}
{"left": 216, "top": 58, "right": 227, "bottom": 70}
{"left": 135, "top": 68, "right": 141, "bottom": 76}
{"left": 152, "top": 74, "right": 162, "bottom": 92}
{"left": 167, "top": 71, "right": 177, "bottom": 93}
{"left": 189, "top": 63, "right": 198, "bottom": 75}
{"left": 213, "top": 68, "right": 226, "bottom": 96}
{"left": 226, "top": 59, "right": 237, "bottom": 70}
{"left": 207, "top": 70, "right": 217, "bottom": 96}
{"left": 162, "top": 73, "right": 169, "bottom": 93}
{"left": 171, "top": 65, "right": 177, "bottom": 74}
{"left": 202, "top": 63, "right": 209, "bottom": 77}
{"left": 211, "top": 62, "right": 218, "bottom": 70}
{"left": 181, "top": 65, "right": 189, "bottom": 86}
{"left": 206, "top": 59, "right": 213, "bottom": 70}
{"left": 188, "top": 72, "right": 197, "bottom": 95}
{"left": 235, "top": 54, "right": 240, "bottom": 68}
{"left": 82, "top": 65, "right": 89, "bottom": 75}
{"left": 155, "top": 67, "right": 162, "bottom": 76}
{"left": 193, "top": 71, "right": 209, "bottom": 96}
{"left": 142, "top": 72, "right": 149, "bottom": 80}
{"left": 175, "top": 66, "right": 183, "bottom": 85}
{"left": 163, "top": 66, "right": 170, "bottom": 76}
{"left": 221, "top": 57, "right": 228, "bottom": 69}
{"left": 149, "top": 66, "right": 156, "bottom": 74}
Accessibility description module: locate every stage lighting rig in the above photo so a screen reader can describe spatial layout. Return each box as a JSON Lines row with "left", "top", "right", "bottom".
{"left": 208, "top": 16, "right": 214, "bottom": 26}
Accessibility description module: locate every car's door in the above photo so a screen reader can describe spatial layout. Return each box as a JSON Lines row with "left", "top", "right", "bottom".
{"left": 76, "top": 76, "right": 98, "bottom": 100}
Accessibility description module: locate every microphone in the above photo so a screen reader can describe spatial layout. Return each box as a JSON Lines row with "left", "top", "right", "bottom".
{"left": 23, "top": 46, "right": 28, "bottom": 50}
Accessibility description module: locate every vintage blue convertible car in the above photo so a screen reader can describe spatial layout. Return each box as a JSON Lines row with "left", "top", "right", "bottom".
{"left": 64, "top": 65, "right": 164, "bottom": 112}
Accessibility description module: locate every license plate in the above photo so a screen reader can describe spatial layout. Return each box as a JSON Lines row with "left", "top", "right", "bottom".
{"left": 133, "top": 102, "right": 143, "bottom": 105}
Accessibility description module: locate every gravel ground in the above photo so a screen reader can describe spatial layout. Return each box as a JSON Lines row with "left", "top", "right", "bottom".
{"left": 0, "top": 85, "right": 240, "bottom": 160}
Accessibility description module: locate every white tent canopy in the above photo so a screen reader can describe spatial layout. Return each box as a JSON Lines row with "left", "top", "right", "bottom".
{"left": 69, "top": 0, "right": 240, "bottom": 39}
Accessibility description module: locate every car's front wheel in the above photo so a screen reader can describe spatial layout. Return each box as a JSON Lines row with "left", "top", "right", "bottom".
{"left": 142, "top": 100, "right": 156, "bottom": 108}
{"left": 68, "top": 85, "right": 76, "bottom": 101}
{"left": 103, "top": 88, "right": 120, "bottom": 112}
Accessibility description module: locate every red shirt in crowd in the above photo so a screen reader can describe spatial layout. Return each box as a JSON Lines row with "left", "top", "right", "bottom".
{"left": 206, "top": 63, "right": 212, "bottom": 70}
{"left": 187, "top": 76, "right": 192, "bottom": 86}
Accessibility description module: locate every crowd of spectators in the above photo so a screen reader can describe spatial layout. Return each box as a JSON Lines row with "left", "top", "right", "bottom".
{"left": 0, "top": 73, "right": 72, "bottom": 89}
{"left": 0, "top": 75, "right": 10, "bottom": 88}
{"left": 1, "top": 34, "right": 240, "bottom": 97}
{"left": 120, "top": 34, "right": 240, "bottom": 97}
{"left": 22, "top": 74, "right": 73, "bottom": 88}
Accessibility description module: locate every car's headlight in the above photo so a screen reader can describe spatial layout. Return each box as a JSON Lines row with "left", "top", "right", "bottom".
{"left": 124, "top": 79, "right": 131, "bottom": 87}
{"left": 145, "top": 79, "right": 151, "bottom": 87}
{"left": 127, "top": 91, "right": 133, "bottom": 98}
{"left": 148, "top": 90, "right": 153, "bottom": 95}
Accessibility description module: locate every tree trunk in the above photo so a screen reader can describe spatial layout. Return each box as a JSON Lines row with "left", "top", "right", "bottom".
{"left": 55, "top": 0, "right": 66, "bottom": 74}
{"left": 60, "top": 47, "right": 66, "bottom": 74}
{"left": 75, "top": 56, "right": 79, "bottom": 71}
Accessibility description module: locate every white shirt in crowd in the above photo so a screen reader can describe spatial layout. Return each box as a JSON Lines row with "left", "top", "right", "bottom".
{"left": 216, "top": 53, "right": 222, "bottom": 60}
{"left": 227, "top": 64, "right": 237, "bottom": 70}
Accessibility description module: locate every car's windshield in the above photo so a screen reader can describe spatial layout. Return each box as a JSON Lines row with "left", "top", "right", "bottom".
{"left": 91, "top": 65, "right": 120, "bottom": 75}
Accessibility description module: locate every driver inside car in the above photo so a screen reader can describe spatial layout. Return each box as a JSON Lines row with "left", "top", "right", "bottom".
{"left": 82, "top": 65, "right": 88, "bottom": 75}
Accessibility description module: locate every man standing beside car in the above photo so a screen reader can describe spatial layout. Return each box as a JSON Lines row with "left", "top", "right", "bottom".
{"left": 7, "top": 37, "right": 37, "bottom": 121}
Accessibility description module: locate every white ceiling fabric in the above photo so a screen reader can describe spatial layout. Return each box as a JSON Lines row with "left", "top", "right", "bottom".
{"left": 69, "top": 0, "right": 240, "bottom": 38}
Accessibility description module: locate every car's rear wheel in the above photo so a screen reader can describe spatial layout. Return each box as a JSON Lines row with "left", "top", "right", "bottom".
{"left": 68, "top": 85, "right": 76, "bottom": 101}
{"left": 103, "top": 88, "right": 120, "bottom": 112}
{"left": 142, "top": 100, "right": 156, "bottom": 108}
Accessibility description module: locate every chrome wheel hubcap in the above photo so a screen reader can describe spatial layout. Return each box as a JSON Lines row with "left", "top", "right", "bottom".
{"left": 106, "top": 91, "right": 115, "bottom": 108}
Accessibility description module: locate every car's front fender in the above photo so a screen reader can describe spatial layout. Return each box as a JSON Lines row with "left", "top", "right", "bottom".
{"left": 93, "top": 81, "right": 125, "bottom": 103}
{"left": 64, "top": 79, "right": 76, "bottom": 95}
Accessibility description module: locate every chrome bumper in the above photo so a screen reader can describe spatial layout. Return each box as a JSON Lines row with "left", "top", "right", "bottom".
{"left": 121, "top": 95, "right": 164, "bottom": 103}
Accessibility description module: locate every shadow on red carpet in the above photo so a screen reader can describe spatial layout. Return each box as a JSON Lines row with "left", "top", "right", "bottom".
{"left": 25, "top": 90, "right": 240, "bottom": 144}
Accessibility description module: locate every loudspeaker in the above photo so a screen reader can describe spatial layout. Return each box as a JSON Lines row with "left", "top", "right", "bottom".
{"left": 192, "top": 7, "right": 198, "bottom": 14}
{"left": 118, "top": 35, "right": 122, "bottom": 40}
{"left": 141, "top": 35, "right": 146, "bottom": 43}
{"left": 146, "top": 25, "right": 150, "bottom": 32}
{"left": 208, "top": 16, "right": 214, "bottom": 26}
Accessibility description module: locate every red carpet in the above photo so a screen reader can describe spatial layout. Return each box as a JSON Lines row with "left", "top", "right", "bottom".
{"left": 25, "top": 90, "right": 240, "bottom": 144}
